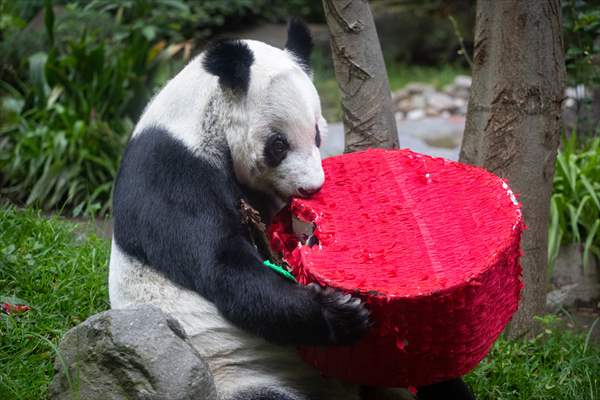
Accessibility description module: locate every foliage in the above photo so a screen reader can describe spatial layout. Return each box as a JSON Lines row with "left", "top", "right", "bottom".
{"left": 562, "top": 0, "right": 600, "bottom": 87}
{"left": 0, "top": 207, "right": 109, "bottom": 400}
{"left": 466, "top": 315, "right": 600, "bottom": 400}
{"left": 0, "top": 2, "right": 186, "bottom": 216}
{"left": 0, "top": 0, "right": 323, "bottom": 216}
{"left": 548, "top": 134, "right": 600, "bottom": 270}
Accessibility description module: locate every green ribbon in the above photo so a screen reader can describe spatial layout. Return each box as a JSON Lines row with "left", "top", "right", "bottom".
{"left": 263, "top": 260, "right": 297, "bottom": 282}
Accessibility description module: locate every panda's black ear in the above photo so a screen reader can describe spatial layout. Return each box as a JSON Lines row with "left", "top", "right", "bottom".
{"left": 285, "top": 17, "right": 313, "bottom": 73}
{"left": 203, "top": 40, "right": 254, "bottom": 94}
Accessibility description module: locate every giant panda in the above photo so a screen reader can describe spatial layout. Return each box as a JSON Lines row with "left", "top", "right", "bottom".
{"left": 109, "top": 18, "right": 475, "bottom": 400}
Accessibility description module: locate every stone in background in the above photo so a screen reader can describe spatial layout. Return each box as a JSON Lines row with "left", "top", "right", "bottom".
{"left": 547, "top": 244, "right": 600, "bottom": 311}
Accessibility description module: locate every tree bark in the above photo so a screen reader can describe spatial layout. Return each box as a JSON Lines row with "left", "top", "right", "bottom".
{"left": 460, "top": 0, "right": 566, "bottom": 338}
{"left": 322, "top": 0, "right": 398, "bottom": 152}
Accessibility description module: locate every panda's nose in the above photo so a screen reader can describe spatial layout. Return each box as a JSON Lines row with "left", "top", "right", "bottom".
{"left": 298, "top": 185, "right": 322, "bottom": 198}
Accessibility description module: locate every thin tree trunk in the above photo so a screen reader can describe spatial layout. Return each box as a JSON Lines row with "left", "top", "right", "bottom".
{"left": 460, "top": 0, "right": 566, "bottom": 338}
{"left": 322, "top": 0, "right": 398, "bottom": 152}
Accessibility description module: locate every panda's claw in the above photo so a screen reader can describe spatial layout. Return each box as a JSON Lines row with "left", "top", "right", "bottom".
{"left": 308, "top": 284, "right": 371, "bottom": 345}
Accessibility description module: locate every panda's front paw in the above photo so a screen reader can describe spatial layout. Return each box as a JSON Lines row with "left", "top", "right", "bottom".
{"left": 308, "top": 283, "right": 371, "bottom": 345}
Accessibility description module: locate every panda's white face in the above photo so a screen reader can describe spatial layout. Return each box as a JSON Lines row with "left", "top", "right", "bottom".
{"left": 226, "top": 41, "right": 327, "bottom": 207}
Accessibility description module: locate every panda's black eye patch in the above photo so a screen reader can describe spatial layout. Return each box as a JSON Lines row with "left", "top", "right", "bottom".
{"left": 315, "top": 124, "right": 321, "bottom": 148}
{"left": 264, "top": 133, "right": 289, "bottom": 167}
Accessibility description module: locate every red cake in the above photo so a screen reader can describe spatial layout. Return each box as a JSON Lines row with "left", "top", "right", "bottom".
{"left": 267, "top": 148, "right": 523, "bottom": 387}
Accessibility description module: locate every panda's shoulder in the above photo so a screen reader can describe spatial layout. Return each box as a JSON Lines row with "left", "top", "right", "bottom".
{"left": 114, "top": 126, "right": 238, "bottom": 217}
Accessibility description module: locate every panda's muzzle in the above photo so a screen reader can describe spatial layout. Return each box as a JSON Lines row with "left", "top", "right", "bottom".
{"left": 297, "top": 185, "right": 322, "bottom": 198}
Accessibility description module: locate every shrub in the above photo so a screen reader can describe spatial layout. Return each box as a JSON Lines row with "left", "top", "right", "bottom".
{"left": 0, "top": 0, "right": 323, "bottom": 216}
{"left": 562, "top": 0, "right": 600, "bottom": 87}
{"left": 0, "top": 2, "right": 185, "bottom": 216}
{"left": 548, "top": 134, "right": 600, "bottom": 270}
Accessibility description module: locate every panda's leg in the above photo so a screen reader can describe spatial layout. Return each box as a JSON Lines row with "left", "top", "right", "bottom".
{"left": 228, "top": 386, "right": 308, "bottom": 400}
{"left": 415, "top": 378, "right": 475, "bottom": 400}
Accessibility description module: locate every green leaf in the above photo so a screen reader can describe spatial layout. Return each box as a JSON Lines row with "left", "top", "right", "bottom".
{"left": 583, "top": 220, "right": 600, "bottom": 271}
{"left": 141, "top": 25, "right": 157, "bottom": 41}
{"left": 567, "top": 203, "right": 581, "bottom": 243}
{"left": 547, "top": 196, "right": 563, "bottom": 273}
{"left": 44, "top": 0, "right": 55, "bottom": 47}
{"left": 580, "top": 175, "right": 600, "bottom": 211}
{"left": 28, "top": 52, "right": 50, "bottom": 101}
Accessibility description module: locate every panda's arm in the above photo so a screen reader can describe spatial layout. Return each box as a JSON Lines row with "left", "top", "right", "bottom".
{"left": 205, "top": 231, "right": 370, "bottom": 345}
{"left": 139, "top": 191, "right": 369, "bottom": 346}
{"left": 113, "top": 127, "right": 369, "bottom": 346}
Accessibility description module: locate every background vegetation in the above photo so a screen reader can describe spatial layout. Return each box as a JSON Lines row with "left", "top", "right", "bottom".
{"left": 0, "top": 0, "right": 323, "bottom": 217}
{"left": 548, "top": 0, "right": 600, "bottom": 272}
{"left": 0, "top": 1, "right": 599, "bottom": 397}
{"left": 2, "top": 0, "right": 598, "bottom": 221}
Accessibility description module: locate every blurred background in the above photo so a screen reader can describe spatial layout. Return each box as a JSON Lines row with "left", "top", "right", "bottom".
{"left": 1, "top": 0, "right": 598, "bottom": 218}
{"left": 1, "top": 2, "right": 600, "bottom": 399}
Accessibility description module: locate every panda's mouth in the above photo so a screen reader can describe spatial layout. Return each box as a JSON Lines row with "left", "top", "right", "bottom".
{"left": 271, "top": 188, "right": 290, "bottom": 211}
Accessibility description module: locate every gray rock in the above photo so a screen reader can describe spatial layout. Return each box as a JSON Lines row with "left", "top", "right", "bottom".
{"left": 453, "top": 75, "right": 472, "bottom": 89}
{"left": 547, "top": 283, "right": 600, "bottom": 312}
{"left": 391, "top": 88, "right": 411, "bottom": 102}
{"left": 396, "top": 117, "right": 464, "bottom": 149}
{"left": 546, "top": 243, "right": 600, "bottom": 311}
{"left": 406, "top": 109, "right": 426, "bottom": 120}
{"left": 426, "top": 92, "right": 456, "bottom": 112}
{"left": 324, "top": 122, "right": 460, "bottom": 161}
{"left": 403, "top": 82, "right": 435, "bottom": 96}
{"left": 552, "top": 243, "right": 599, "bottom": 288}
{"left": 49, "top": 305, "right": 217, "bottom": 400}
{"left": 398, "top": 134, "right": 460, "bottom": 160}
{"left": 410, "top": 94, "right": 427, "bottom": 110}
{"left": 394, "top": 97, "right": 413, "bottom": 114}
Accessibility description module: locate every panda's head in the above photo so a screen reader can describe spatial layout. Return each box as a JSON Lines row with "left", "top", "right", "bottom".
{"left": 202, "top": 18, "right": 326, "bottom": 208}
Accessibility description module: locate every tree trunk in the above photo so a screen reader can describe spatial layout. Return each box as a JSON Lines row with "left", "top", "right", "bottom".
{"left": 322, "top": 0, "right": 398, "bottom": 152}
{"left": 460, "top": 0, "right": 566, "bottom": 338}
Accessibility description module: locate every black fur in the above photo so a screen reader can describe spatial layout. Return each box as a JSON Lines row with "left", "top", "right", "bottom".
{"left": 285, "top": 17, "right": 313, "bottom": 73}
{"left": 203, "top": 40, "right": 254, "bottom": 93}
{"left": 112, "top": 126, "right": 370, "bottom": 346}
{"left": 263, "top": 132, "right": 289, "bottom": 168}
{"left": 416, "top": 378, "right": 475, "bottom": 400}
{"left": 315, "top": 125, "right": 321, "bottom": 148}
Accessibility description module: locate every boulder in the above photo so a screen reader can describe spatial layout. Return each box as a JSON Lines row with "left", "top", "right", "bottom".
{"left": 49, "top": 305, "right": 217, "bottom": 400}
{"left": 396, "top": 116, "right": 465, "bottom": 149}
{"left": 453, "top": 75, "right": 472, "bottom": 90}
{"left": 404, "top": 83, "right": 435, "bottom": 96}
{"left": 546, "top": 243, "right": 600, "bottom": 311}
{"left": 425, "top": 92, "right": 456, "bottom": 113}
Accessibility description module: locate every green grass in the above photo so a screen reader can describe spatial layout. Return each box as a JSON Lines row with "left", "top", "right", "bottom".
{"left": 466, "top": 315, "right": 600, "bottom": 399}
{"left": 312, "top": 49, "right": 469, "bottom": 122}
{"left": 1, "top": 208, "right": 599, "bottom": 399}
{"left": 0, "top": 207, "right": 109, "bottom": 400}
